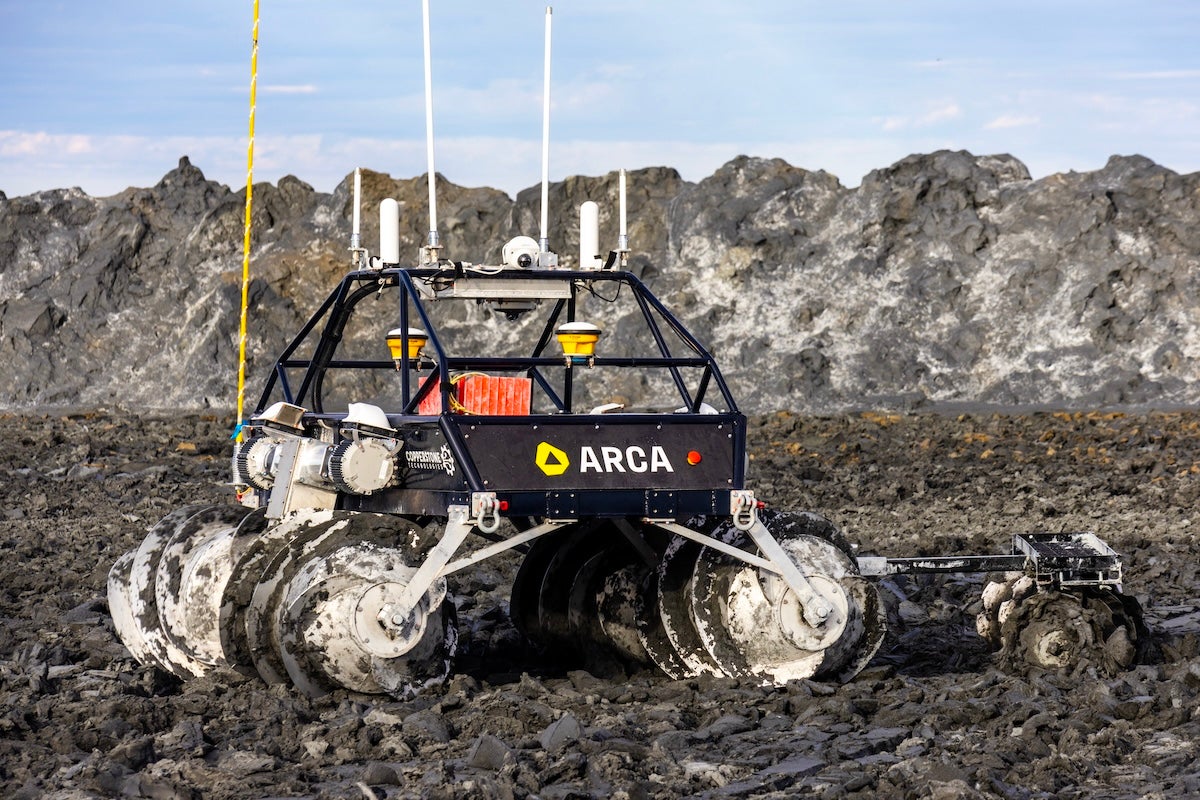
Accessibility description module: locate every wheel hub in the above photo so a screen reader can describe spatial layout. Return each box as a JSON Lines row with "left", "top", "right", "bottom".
{"left": 775, "top": 573, "right": 849, "bottom": 652}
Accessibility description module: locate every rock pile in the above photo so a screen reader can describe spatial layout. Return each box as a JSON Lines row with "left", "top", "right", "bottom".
{"left": 1, "top": 152, "right": 1197, "bottom": 413}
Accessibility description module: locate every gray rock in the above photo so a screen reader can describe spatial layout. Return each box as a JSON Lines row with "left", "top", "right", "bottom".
{"left": 466, "top": 733, "right": 514, "bottom": 770}
{"left": 539, "top": 713, "right": 583, "bottom": 752}
{"left": 2, "top": 152, "right": 1198, "bottom": 413}
{"left": 359, "top": 761, "right": 401, "bottom": 786}
{"left": 207, "top": 749, "right": 278, "bottom": 775}
{"left": 696, "top": 713, "right": 755, "bottom": 740}
{"left": 402, "top": 709, "right": 452, "bottom": 744}
{"left": 758, "top": 754, "right": 825, "bottom": 778}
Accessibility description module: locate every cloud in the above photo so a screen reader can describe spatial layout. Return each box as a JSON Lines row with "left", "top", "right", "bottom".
{"left": 984, "top": 114, "right": 1039, "bottom": 130}
{"left": 261, "top": 84, "right": 318, "bottom": 95}
{"left": 1111, "top": 70, "right": 1200, "bottom": 80}
{"left": 0, "top": 126, "right": 954, "bottom": 199}
{"left": 1078, "top": 92, "right": 1200, "bottom": 123}
{"left": 0, "top": 131, "right": 94, "bottom": 157}
{"left": 8, "top": 109, "right": 1195, "bottom": 204}
{"left": 0, "top": 131, "right": 50, "bottom": 156}
{"left": 0, "top": 131, "right": 249, "bottom": 197}
{"left": 0, "top": 129, "right": 757, "bottom": 198}
{"left": 921, "top": 104, "right": 961, "bottom": 125}
{"left": 880, "top": 103, "right": 961, "bottom": 131}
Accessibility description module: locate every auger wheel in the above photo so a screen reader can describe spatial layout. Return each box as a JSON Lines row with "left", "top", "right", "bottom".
{"left": 646, "top": 510, "right": 886, "bottom": 683}
{"left": 108, "top": 506, "right": 457, "bottom": 698}
{"left": 108, "top": 504, "right": 258, "bottom": 679}
{"left": 510, "top": 521, "right": 653, "bottom": 672}
{"left": 977, "top": 575, "right": 1147, "bottom": 676}
{"left": 508, "top": 511, "right": 887, "bottom": 684}
{"left": 241, "top": 511, "right": 456, "bottom": 697}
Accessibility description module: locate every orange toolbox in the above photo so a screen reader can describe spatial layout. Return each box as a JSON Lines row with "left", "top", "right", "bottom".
{"left": 418, "top": 374, "right": 532, "bottom": 415}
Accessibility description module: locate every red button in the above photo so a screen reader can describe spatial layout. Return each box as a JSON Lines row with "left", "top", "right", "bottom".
{"left": 686, "top": 450, "right": 702, "bottom": 465}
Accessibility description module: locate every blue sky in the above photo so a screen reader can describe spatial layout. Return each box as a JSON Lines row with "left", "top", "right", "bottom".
{"left": 2, "top": 1, "right": 1198, "bottom": 198}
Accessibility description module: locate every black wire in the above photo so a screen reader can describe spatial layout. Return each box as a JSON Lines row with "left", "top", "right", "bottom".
{"left": 579, "top": 278, "right": 623, "bottom": 303}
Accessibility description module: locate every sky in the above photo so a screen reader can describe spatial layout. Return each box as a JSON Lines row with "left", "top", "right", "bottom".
{"left": 2, "top": 1, "right": 1198, "bottom": 199}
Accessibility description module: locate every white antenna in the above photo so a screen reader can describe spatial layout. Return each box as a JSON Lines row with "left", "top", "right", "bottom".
{"left": 538, "top": 6, "right": 554, "bottom": 265}
{"left": 350, "top": 167, "right": 365, "bottom": 268}
{"left": 579, "top": 200, "right": 600, "bottom": 270}
{"left": 618, "top": 168, "right": 629, "bottom": 267}
{"left": 421, "top": 0, "right": 440, "bottom": 263}
{"left": 380, "top": 198, "right": 401, "bottom": 264}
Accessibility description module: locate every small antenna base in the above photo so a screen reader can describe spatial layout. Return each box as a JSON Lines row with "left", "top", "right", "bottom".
{"left": 349, "top": 233, "right": 368, "bottom": 269}
{"left": 423, "top": 230, "right": 442, "bottom": 265}
{"left": 537, "top": 237, "right": 558, "bottom": 269}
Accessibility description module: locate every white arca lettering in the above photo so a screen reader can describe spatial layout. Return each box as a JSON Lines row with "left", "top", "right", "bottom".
{"left": 577, "top": 445, "right": 674, "bottom": 473}
{"left": 580, "top": 447, "right": 603, "bottom": 472}
{"left": 651, "top": 445, "right": 674, "bottom": 473}
{"left": 601, "top": 446, "right": 626, "bottom": 472}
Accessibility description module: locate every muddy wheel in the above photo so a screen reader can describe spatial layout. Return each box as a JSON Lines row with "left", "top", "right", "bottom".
{"left": 154, "top": 505, "right": 256, "bottom": 671}
{"left": 277, "top": 541, "right": 455, "bottom": 697}
{"left": 976, "top": 573, "right": 1035, "bottom": 649}
{"left": 245, "top": 511, "right": 455, "bottom": 697}
{"left": 512, "top": 521, "right": 650, "bottom": 673}
{"left": 107, "top": 550, "right": 150, "bottom": 667}
{"left": 510, "top": 531, "right": 568, "bottom": 646}
{"left": 998, "top": 587, "right": 1147, "bottom": 675}
{"left": 244, "top": 510, "right": 349, "bottom": 687}
{"left": 213, "top": 509, "right": 272, "bottom": 670}
{"left": 633, "top": 567, "right": 695, "bottom": 680}
{"left": 565, "top": 538, "right": 643, "bottom": 654}
{"left": 654, "top": 534, "right": 724, "bottom": 677}
{"left": 687, "top": 510, "right": 886, "bottom": 683}
{"left": 537, "top": 524, "right": 612, "bottom": 648}
{"left": 108, "top": 504, "right": 251, "bottom": 679}
{"left": 595, "top": 564, "right": 652, "bottom": 665}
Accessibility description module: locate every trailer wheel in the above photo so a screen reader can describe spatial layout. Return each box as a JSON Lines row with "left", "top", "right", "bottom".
{"left": 997, "top": 587, "right": 1147, "bottom": 676}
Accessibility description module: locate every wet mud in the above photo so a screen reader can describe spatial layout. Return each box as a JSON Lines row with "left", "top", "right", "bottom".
{"left": 2, "top": 409, "right": 1199, "bottom": 799}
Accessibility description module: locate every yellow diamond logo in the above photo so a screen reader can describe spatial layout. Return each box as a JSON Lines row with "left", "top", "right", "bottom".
{"left": 535, "top": 441, "right": 570, "bottom": 476}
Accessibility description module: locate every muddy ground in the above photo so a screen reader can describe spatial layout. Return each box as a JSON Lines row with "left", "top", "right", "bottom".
{"left": 1, "top": 409, "right": 1199, "bottom": 799}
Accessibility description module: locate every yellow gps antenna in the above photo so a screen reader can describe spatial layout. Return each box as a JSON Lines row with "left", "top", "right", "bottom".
{"left": 234, "top": 0, "right": 259, "bottom": 443}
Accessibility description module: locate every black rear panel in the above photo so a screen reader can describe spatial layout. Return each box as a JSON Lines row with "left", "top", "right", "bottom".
{"left": 341, "top": 412, "right": 745, "bottom": 520}
{"left": 453, "top": 414, "right": 744, "bottom": 492}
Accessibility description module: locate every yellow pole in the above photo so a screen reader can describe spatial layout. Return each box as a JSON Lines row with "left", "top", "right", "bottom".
{"left": 235, "top": 0, "right": 259, "bottom": 443}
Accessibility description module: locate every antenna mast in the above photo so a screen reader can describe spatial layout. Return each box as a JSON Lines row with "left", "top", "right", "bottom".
{"left": 538, "top": 6, "right": 554, "bottom": 266}
{"left": 350, "top": 167, "right": 365, "bottom": 268}
{"left": 421, "top": 0, "right": 440, "bottom": 263}
{"left": 618, "top": 168, "right": 630, "bottom": 267}
{"left": 234, "top": 0, "right": 260, "bottom": 444}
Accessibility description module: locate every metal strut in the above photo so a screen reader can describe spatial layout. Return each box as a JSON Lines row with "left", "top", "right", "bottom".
{"left": 388, "top": 504, "right": 474, "bottom": 629}
{"left": 384, "top": 504, "right": 570, "bottom": 632}
{"left": 651, "top": 519, "right": 838, "bottom": 629}
{"left": 855, "top": 532, "right": 1123, "bottom": 589}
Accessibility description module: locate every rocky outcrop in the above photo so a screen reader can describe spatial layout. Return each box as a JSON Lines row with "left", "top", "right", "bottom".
{"left": 1, "top": 152, "right": 1197, "bottom": 413}
{"left": 664, "top": 152, "right": 1200, "bottom": 411}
